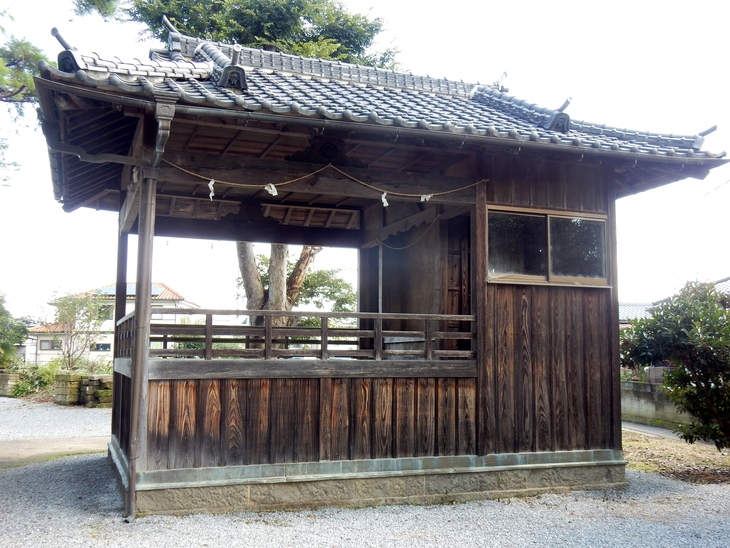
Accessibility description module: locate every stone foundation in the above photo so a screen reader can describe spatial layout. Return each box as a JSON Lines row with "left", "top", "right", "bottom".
{"left": 0, "top": 370, "right": 19, "bottom": 397}
{"left": 113, "top": 448, "right": 627, "bottom": 516}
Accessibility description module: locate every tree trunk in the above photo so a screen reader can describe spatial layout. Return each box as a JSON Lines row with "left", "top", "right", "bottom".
{"left": 267, "top": 244, "right": 288, "bottom": 310}
{"left": 236, "top": 242, "right": 264, "bottom": 308}
{"left": 236, "top": 242, "right": 322, "bottom": 329}
{"left": 285, "top": 245, "right": 322, "bottom": 325}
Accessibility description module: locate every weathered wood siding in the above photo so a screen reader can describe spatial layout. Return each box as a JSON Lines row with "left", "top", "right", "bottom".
{"left": 112, "top": 371, "right": 132, "bottom": 455}
{"left": 478, "top": 282, "right": 617, "bottom": 455}
{"left": 484, "top": 154, "right": 608, "bottom": 214}
{"left": 146, "top": 376, "right": 476, "bottom": 470}
{"left": 476, "top": 154, "right": 619, "bottom": 454}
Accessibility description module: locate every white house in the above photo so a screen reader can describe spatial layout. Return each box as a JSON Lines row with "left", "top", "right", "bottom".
{"left": 26, "top": 283, "right": 198, "bottom": 365}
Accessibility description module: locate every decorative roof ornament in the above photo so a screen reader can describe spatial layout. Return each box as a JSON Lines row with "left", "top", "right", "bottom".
{"left": 491, "top": 71, "right": 509, "bottom": 93}
{"left": 219, "top": 44, "right": 248, "bottom": 91}
{"left": 51, "top": 27, "right": 83, "bottom": 73}
{"left": 542, "top": 112, "right": 570, "bottom": 133}
{"left": 194, "top": 41, "right": 248, "bottom": 92}
{"left": 37, "top": 23, "right": 726, "bottom": 165}
{"left": 541, "top": 97, "right": 572, "bottom": 133}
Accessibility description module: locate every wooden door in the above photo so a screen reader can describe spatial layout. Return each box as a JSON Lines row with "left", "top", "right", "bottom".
{"left": 442, "top": 215, "right": 471, "bottom": 349}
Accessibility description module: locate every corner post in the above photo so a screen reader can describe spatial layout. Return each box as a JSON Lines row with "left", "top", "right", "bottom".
{"left": 126, "top": 99, "right": 175, "bottom": 520}
{"left": 475, "top": 156, "right": 494, "bottom": 455}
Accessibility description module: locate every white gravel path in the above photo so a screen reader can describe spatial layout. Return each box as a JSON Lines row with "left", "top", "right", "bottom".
{"left": 1, "top": 398, "right": 728, "bottom": 547}
{"left": 0, "top": 397, "right": 111, "bottom": 440}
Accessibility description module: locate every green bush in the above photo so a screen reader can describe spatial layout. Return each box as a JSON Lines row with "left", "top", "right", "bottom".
{"left": 10, "top": 361, "right": 61, "bottom": 397}
{"left": 624, "top": 281, "right": 730, "bottom": 450}
{"left": 72, "top": 357, "right": 112, "bottom": 375}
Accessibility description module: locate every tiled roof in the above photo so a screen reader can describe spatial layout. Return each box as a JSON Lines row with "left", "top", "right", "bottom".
{"left": 28, "top": 323, "right": 71, "bottom": 334}
{"left": 715, "top": 276, "right": 730, "bottom": 294}
{"left": 93, "top": 283, "right": 186, "bottom": 301}
{"left": 38, "top": 28, "right": 725, "bottom": 164}
{"left": 618, "top": 303, "right": 654, "bottom": 322}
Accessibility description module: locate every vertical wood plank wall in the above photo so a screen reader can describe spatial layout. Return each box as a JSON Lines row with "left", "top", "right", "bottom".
{"left": 478, "top": 152, "right": 618, "bottom": 454}
{"left": 136, "top": 153, "right": 619, "bottom": 472}
{"left": 146, "top": 377, "right": 477, "bottom": 470}
{"left": 479, "top": 285, "right": 616, "bottom": 455}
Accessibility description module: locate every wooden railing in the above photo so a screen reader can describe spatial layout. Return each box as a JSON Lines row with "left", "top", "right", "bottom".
{"left": 148, "top": 308, "right": 473, "bottom": 359}
{"left": 115, "top": 309, "right": 476, "bottom": 379}
{"left": 115, "top": 312, "right": 137, "bottom": 359}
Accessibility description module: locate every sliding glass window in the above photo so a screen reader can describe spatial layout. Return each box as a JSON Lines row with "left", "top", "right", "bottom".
{"left": 488, "top": 209, "right": 607, "bottom": 285}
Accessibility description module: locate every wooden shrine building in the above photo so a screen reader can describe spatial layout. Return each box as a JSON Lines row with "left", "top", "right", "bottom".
{"left": 35, "top": 20, "right": 726, "bottom": 517}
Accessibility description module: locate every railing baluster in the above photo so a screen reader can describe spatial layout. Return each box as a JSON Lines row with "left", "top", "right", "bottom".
{"left": 375, "top": 317, "right": 383, "bottom": 360}
{"left": 140, "top": 309, "right": 475, "bottom": 363}
{"left": 264, "top": 315, "right": 272, "bottom": 360}
{"left": 321, "top": 316, "right": 329, "bottom": 360}
{"left": 424, "top": 319, "right": 433, "bottom": 360}
{"left": 205, "top": 314, "right": 213, "bottom": 360}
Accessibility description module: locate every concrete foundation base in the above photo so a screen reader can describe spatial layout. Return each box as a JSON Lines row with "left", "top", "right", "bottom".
{"left": 110, "top": 444, "right": 627, "bottom": 516}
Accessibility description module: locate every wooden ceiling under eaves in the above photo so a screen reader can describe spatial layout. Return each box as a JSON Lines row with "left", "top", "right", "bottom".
{"left": 48, "top": 85, "right": 707, "bottom": 234}
{"left": 51, "top": 94, "right": 478, "bottom": 229}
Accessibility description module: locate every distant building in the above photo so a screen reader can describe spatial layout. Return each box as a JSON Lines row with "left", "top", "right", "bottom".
{"left": 619, "top": 276, "right": 730, "bottom": 328}
{"left": 25, "top": 283, "right": 197, "bottom": 365}
{"left": 715, "top": 276, "right": 730, "bottom": 294}
{"left": 618, "top": 302, "right": 654, "bottom": 328}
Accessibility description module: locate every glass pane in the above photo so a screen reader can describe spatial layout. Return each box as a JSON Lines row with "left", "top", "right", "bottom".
{"left": 488, "top": 212, "right": 547, "bottom": 276}
{"left": 550, "top": 217, "right": 606, "bottom": 278}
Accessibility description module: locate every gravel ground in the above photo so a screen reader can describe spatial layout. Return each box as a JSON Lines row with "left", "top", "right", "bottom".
{"left": 0, "top": 398, "right": 111, "bottom": 440}
{"left": 1, "top": 399, "right": 729, "bottom": 547}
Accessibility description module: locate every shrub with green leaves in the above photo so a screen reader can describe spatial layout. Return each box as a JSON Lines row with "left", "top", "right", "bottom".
{"left": 625, "top": 282, "right": 730, "bottom": 450}
{"left": 11, "top": 361, "right": 61, "bottom": 397}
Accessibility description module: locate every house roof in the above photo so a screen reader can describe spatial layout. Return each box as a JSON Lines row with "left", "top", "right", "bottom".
{"left": 620, "top": 277, "right": 730, "bottom": 323}
{"left": 714, "top": 276, "right": 730, "bottom": 294}
{"left": 618, "top": 303, "right": 654, "bottom": 323}
{"left": 39, "top": 29, "right": 724, "bottom": 167}
{"left": 29, "top": 283, "right": 191, "bottom": 334}
{"left": 93, "top": 282, "right": 186, "bottom": 301}
{"left": 35, "top": 22, "right": 727, "bottom": 215}
{"left": 28, "top": 323, "right": 70, "bottom": 334}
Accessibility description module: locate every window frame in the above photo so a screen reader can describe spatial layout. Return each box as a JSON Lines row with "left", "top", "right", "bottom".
{"left": 151, "top": 305, "right": 164, "bottom": 320}
{"left": 39, "top": 339, "right": 62, "bottom": 351}
{"left": 487, "top": 205, "right": 609, "bottom": 287}
{"left": 89, "top": 343, "right": 112, "bottom": 352}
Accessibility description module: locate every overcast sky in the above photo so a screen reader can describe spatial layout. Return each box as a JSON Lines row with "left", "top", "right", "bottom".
{"left": 1, "top": 0, "right": 728, "bottom": 319}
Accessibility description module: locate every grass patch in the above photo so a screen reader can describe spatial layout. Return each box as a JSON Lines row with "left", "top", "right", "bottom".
{"left": 623, "top": 430, "right": 730, "bottom": 484}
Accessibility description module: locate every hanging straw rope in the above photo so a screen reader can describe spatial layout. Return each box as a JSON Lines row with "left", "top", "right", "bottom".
{"left": 155, "top": 154, "right": 488, "bottom": 202}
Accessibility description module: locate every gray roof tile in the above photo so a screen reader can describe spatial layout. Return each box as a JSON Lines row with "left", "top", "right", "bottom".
{"left": 619, "top": 303, "right": 654, "bottom": 322}
{"left": 40, "top": 30, "right": 726, "bottom": 163}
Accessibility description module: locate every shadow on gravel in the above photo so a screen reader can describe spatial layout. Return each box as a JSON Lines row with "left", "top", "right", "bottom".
{"left": 0, "top": 454, "right": 123, "bottom": 518}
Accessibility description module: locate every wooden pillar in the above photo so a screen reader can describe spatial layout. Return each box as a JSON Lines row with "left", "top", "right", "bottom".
{"left": 607, "top": 173, "right": 622, "bottom": 451}
{"left": 475, "top": 157, "right": 495, "bottom": 455}
{"left": 125, "top": 99, "right": 174, "bottom": 520}
{"left": 114, "top": 191, "right": 129, "bottom": 325}
{"left": 126, "top": 170, "right": 157, "bottom": 519}
{"left": 112, "top": 192, "right": 129, "bottom": 457}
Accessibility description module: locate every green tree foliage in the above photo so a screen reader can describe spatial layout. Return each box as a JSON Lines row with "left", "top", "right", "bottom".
{"left": 50, "top": 293, "right": 113, "bottom": 370}
{"left": 0, "top": 10, "right": 49, "bottom": 176}
{"left": 72, "top": 0, "right": 120, "bottom": 19}
{"left": 0, "top": 12, "right": 47, "bottom": 111}
{"left": 127, "top": 0, "right": 396, "bottom": 67}
{"left": 253, "top": 252, "right": 356, "bottom": 313}
{"left": 0, "top": 294, "right": 29, "bottom": 367}
{"left": 624, "top": 281, "right": 730, "bottom": 450}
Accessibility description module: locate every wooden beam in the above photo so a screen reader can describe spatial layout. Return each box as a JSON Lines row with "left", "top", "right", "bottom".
{"left": 119, "top": 176, "right": 141, "bottom": 233}
{"left": 148, "top": 358, "right": 477, "bottom": 380}
{"left": 153, "top": 216, "right": 362, "bottom": 247}
{"left": 158, "top": 154, "right": 477, "bottom": 204}
{"left": 361, "top": 206, "right": 439, "bottom": 248}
